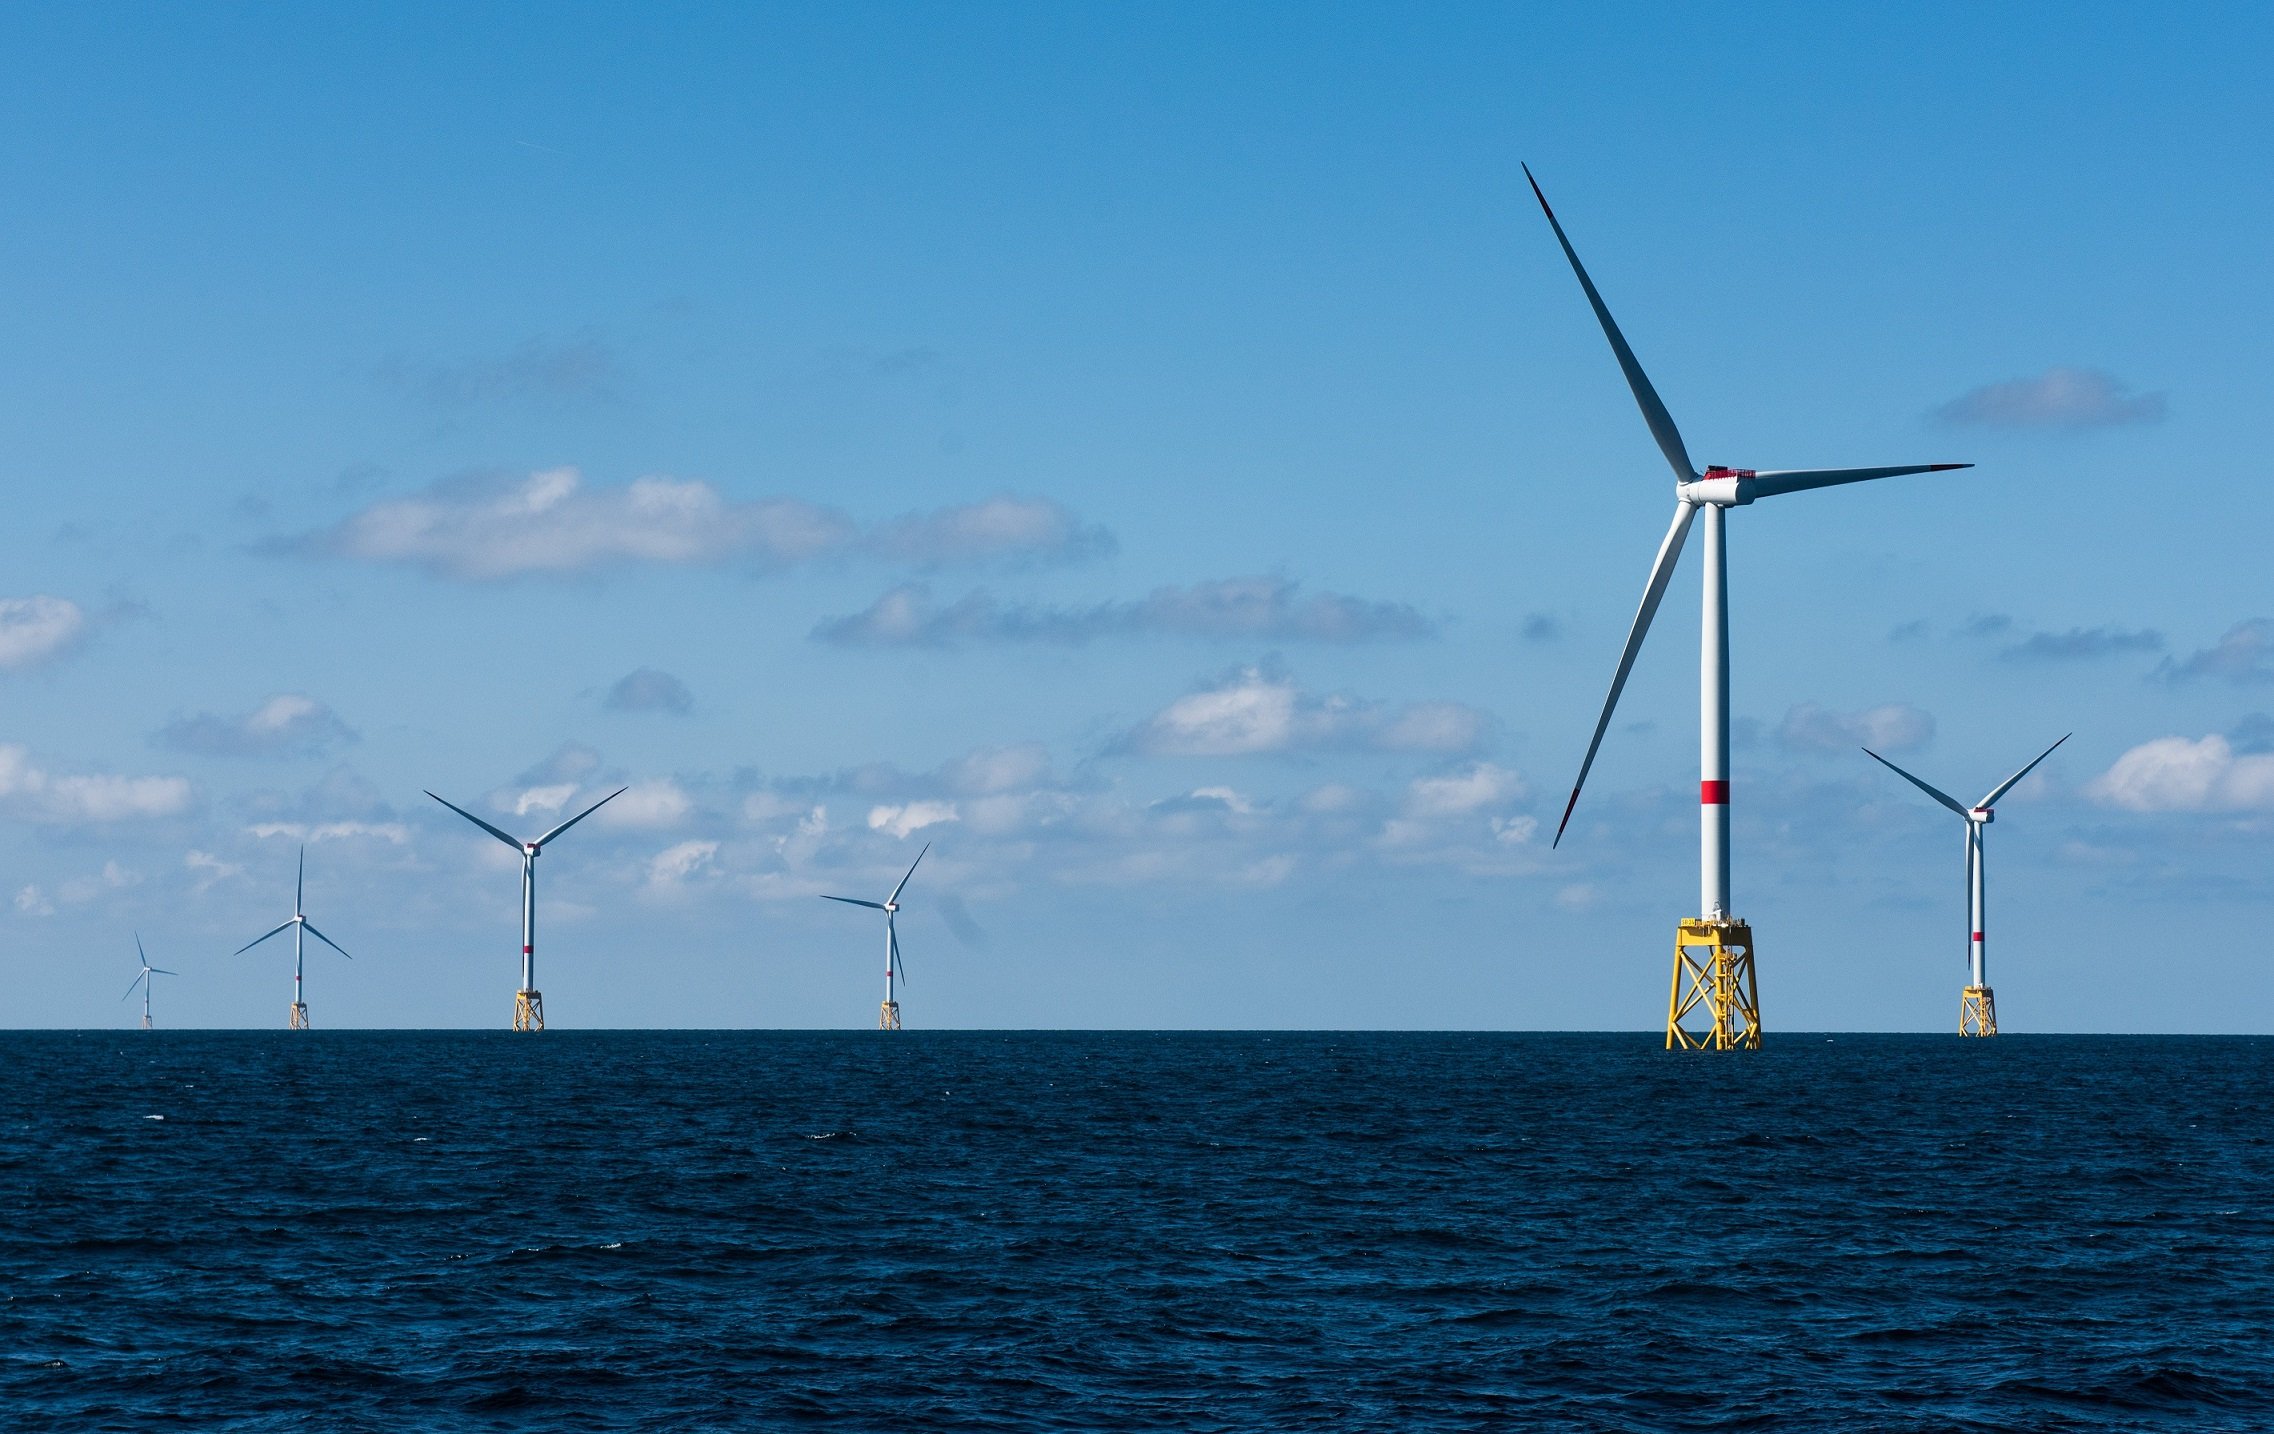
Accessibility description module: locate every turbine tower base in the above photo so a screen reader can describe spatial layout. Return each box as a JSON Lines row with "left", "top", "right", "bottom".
{"left": 1667, "top": 918, "right": 1760, "bottom": 1051}
{"left": 514, "top": 988, "right": 545, "bottom": 1033}
{"left": 879, "top": 999, "right": 901, "bottom": 1031}
{"left": 1960, "top": 985, "right": 1997, "bottom": 1037}
{"left": 289, "top": 1002, "right": 308, "bottom": 1030}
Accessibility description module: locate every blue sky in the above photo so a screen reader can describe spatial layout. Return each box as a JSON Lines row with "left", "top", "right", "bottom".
{"left": 2, "top": 3, "right": 2270, "bottom": 1029}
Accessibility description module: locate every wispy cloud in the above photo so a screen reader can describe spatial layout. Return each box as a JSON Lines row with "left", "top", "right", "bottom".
{"left": 603, "top": 668, "right": 693, "bottom": 715}
{"left": 1117, "top": 665, "right": 1489, "bottom": 758}
{"left": 1933, "top": 367, "right": 2165, "bottom": 429}
{"left": 2000, "top": 626, "right": 2164, "bottom": 662}
{"left": 0, "top": 596, "right": 88, "bottom": 670}
{"left": 376, "top": 332, "right": 620, "bottom": 410}
{"left": 155, "top": 694, "right": 357, "bottom": 759}
{"left": 2156, "top": 620, "right": 2274, "bottom": 686}
{"left": 281, "top": 469, "right": 1109, "bottom": 582}
{"left": 1777, "top": 702, "right": 1934, "bottom": 754}
{"left": 2088, "top": 734, "right": 2274, "bottom": 812}
{"left": 813, "top": 576, "right": 1432, "bottom": 648}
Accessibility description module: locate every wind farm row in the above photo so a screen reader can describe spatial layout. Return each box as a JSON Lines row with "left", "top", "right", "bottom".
{"left": 113, "top": 167, "right": 2072, "bottom": 1043}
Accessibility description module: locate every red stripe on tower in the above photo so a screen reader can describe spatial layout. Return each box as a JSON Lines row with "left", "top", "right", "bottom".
{"left": 1700, "top": 780, "right": 1730, "bottom": 805}
{"left": 523, "top": 945, "right": 533, "bottom": 954}
{"left": 1972, "top": 932, "right": 1983, "bottom": 943}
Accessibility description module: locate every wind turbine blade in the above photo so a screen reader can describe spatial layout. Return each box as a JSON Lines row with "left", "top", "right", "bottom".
{"left": 233, "top": 920, "right": 296, "bottom": 956}
{"left": 891, "top": 925, "right": 906, "bottom": 983}
{"left": 1522, "top": 164, "right": 1696, "bottom": 484}
{"left": 887, "top": 842, "right": 929, "bottom": 906}
{"left": 533, "top": 787, "right": 628, "bottom": 849}
{"left": 1977, "top": 733, "right": 2071, "bottom": 810}
{"left": 1862, "top": 748, "right": 1968, "bottom": 818}
{"left": 302, "top": 922, "right": 353, "bottom": 960}
{"left": 296, "top": 846, "right": 305, "bottom": 916}
{"left": 1744, "top": 464, "right": 1971, "bottom": 501}
{"left": 426, "top": 791, "right": 525, "bottom": 851}
{"left": 822, "top": 895, "right": 887, "bottom": 910}
{"left": 149, "top": 968, "right": 178, "bottom": 977}
{"left": 1552, "top": 501, "right": 1697, "bottom": 847}
{"left": 122, "top": 970, "right": 147, "bottom": 1001}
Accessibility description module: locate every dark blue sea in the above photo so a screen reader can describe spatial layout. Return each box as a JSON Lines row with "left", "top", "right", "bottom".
{"left": 3, "top": 1032, "right": 2270, "bottom": 1431}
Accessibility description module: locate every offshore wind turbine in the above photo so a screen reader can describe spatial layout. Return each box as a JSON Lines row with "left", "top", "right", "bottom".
{"left": 1526, "top": 165, "right": 1974, "bottom": 1051}
{"left": 1865, "top": 734, "right": 2069, "bottom": 1037}
{"left": 427, "top": 786, "right": 626, "bottom": 1031}
{"left": 821, "top": 843, "right": 927, "bottom": 1030}
{"left": 123, "top": 937, "right": 176, "bottom": 1030}
{"left": 234, "top": 846, "right": 353, "bottom": 1029}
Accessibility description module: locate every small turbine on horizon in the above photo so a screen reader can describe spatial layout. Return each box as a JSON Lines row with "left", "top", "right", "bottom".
{"left": 822, "top": 842, "right": 927, "bottom": 1030}
{"left": 427, "top": 786, "right": 626, "bottom": 1032}
{"left": 1526, "top": 164, "right": 1973, "bottom": 1051}
{"left": 1865, "top": 734, "right": 2069, "bottom": 1037}
{"left": 123, "top": 937, "right": 177, "bottom": 1031}
{"left": 235, "top": 846, "right": 353, "bottom": 1029}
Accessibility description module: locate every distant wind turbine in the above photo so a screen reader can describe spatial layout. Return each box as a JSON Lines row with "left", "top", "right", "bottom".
{"left": 822, "top": 843, "right": 927, "bottom": 1030}
{"left": 235, "top": 846, "right": 353, "bottom": 1029}
{"left": 1525, "top": 163, "right": 1973, "bottom": 1051}
{"left": 123, "top": 936, "right": 177, "bottom": 1030}
{"left": 1864, "top": 734, "right": 2069, "bottom": 1037}
{"left": 427, "top": 786, "right": 625, "bottom": 1031}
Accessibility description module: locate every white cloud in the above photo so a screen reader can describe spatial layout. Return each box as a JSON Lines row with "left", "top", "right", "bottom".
{"left": 867, "top": 801, "right": 960, "bottom": 839}
{"left": 0, "top": 745, "right": 191, "bottom": 823}
{"left": 2087, "top": 734, "right": 2274, "bottom": 812}
{"left": 288, "top": 470, "right": 1109, "bottom": 582}
{"left": 186, "top": 850, "right": 246, "bottom": 893}
{"left": 59, "top": 861, "right": 140, "bottom": 905}
{"left": 1120, "top": 667, "right": 1489, "bottom": 757}
{"left": 601, "top": 780, "right": 692, "bottom": 829}
{"left": 645, "top": 840, "right": 719, "bottom": 891}
{"left": 1380, "top": 763, "right": 1530, "bottom": 849}
{"left": 870, "top": 495, "right": 1114, "bottom": 568}
{"left": 0, "top": 596, "right": 88, "bottom": 669}
{"left": 813, "top": 575, "right": 1429, "bottom": 648}
{"left": 1405, "top": 763, "right": 1526, "bottom": 818}
{"left": 514, "top": 784, "right": 577, "bottom": 817}
{"left": 246, "top": 820, "right": 410, "bottom": 844}
{"left": 1778, "top": 702, "right": 1935, "bottom": 754}
{"left": 155, "top": 693, "right": 357, "bottom": 759}
{"left": 14, "top": 884, "right": 53, "bottom": 916}
{"left": 1934, "top": 367, "right": 2165, "bottom": 428}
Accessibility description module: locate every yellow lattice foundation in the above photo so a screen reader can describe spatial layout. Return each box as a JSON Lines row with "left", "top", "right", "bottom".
{"left": 514, "top": 988, "right": 545, "bottom": 1032}
{"left": 1960, "top": 985, "right": 1997, "bottom": 1037}
{"left": 879, "top": 999, "right": 901, "bottom": 1031}
{"left": 289, "top": 1002, "right": 308, "bottom": 1030}
{"left": 1667, "top": 918, "right": 1760, "bottom": 1051}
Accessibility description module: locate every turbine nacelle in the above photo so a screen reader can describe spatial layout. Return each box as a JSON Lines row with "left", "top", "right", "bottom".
{"left": 1970, "top": 807, "right": 1995, "bottom": 825}
{"left": 1682, "top": 469, "right": 1756, "bottom": 507}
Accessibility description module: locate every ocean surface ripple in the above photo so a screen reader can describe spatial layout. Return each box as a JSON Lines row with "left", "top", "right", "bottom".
{"left": 3, "top": 1031, "right": 2271, "bottom": 1431}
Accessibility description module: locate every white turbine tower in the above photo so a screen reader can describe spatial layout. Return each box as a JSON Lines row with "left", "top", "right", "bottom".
{"left": 234, "top": 846, "right": 353, "bottom": 1029}
{"left": 1527, "top": 165, "right": 1974, "bottom": 1051}
{"left": 123, "top": 937, "right": 177, "bottom": 1030}
{"left": 822, "top": 843, "right": 927, "bottom": 1030}
{"left": 427, "top": 786, "right": 626, "bottom": 1031}
{"left": 1865, "top": 734, "right": 2069, "bottom": 1037}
